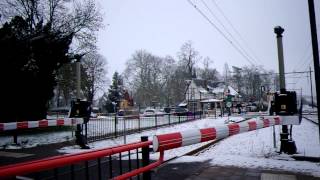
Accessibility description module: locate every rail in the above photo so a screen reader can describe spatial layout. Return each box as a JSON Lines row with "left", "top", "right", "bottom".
{"left": 0, "top": 140, "right": 153, "bottom": 180}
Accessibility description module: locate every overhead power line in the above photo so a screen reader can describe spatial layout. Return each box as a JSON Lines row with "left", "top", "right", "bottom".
{"left": 186, "top": 0, "right": 256, "bottom": 66}
{"left": 210, "top": 0, "right": 263, "bottom": 65}
{"left": 292, "top": 61, "right": 313, "bottom": 86}
{"left": 292, "top": 43, "right": 312, "bottom": 71}
{"left": 200, "top": 0, "right": 260, "bottom": 65}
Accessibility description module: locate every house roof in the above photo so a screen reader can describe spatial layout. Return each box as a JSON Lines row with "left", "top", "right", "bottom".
{"left": 200, "top": 99, "right": 223, "bottom": 103}
{"left": 178, "top": 102, "right": 188, "bottom": 106}
{"left": 192, "top": 79, "right": 224, "bottom": 90}
{"left": 188, "top": 79, "right": 239, "bottom": 96}
{"left": 227, "top": 86, "right": 238, "bottom": 96}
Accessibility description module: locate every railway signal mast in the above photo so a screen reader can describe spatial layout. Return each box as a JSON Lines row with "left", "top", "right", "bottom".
{"left": 274, "top": 26, "right": 298, "bottom": 154}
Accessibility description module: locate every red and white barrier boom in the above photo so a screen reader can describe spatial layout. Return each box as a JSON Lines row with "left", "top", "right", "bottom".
{"left": 0, "top": 116, "right": 288, "bottom": 180}
{"left": 0, "top": 118, "right": 84, "bottom": 131}
{"left": 153, "top": 116, "right": 281, "bottom": 152}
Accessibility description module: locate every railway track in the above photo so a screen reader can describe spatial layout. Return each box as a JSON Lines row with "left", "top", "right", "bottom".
{"left": 303, "top": 115, "right": 319, "bottom": 125}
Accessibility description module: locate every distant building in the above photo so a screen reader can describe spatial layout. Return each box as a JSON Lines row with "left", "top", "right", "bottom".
{"left": 119, "top": 90, "right": 134, "bottom": 110}
{"left": 183, "top": 79, "right": 241, "bottom": 112}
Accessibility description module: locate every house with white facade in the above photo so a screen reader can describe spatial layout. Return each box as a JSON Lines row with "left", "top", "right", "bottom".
{"left": 182, "top": 79, "right": 241, "bottom": 112}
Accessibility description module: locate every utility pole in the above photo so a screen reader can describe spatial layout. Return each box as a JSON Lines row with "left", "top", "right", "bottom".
{"left": 309, "top": 66, "right": 314, "bottom": 108}
{"left": 274, "top": 26, "right": 290, "bottom": 153}
{"left": 308, "top": 0, "right": 320, "bottom": 142}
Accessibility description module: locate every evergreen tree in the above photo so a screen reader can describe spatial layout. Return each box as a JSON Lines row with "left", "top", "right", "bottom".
{"left": 105, "top": 72, "right": 124, "bottom": 113}
{"left": 0, "top": 0, "right": 102, "bottom": 122}
{"left": 0, "top": 16, "right": 72, "bottom": 122}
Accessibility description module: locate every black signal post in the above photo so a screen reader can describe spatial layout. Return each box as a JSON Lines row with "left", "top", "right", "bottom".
{"left": 308, "top": 0, "right": 320, "bottom": 143}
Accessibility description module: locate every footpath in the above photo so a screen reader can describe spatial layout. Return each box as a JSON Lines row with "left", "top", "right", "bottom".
{"left": 0, "top": 141, "right": 74, "bottom": 166}
{"left": 1, "top": 142, "right": 320, "bottom": 180}
{"left": 152, "top": 157, "right": 320, "bottom": 180}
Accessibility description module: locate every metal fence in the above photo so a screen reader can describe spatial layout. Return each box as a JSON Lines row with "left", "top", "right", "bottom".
{"left": 0, "top": 137, "right": 153, "bottom": 180}
{"left": 86, "top": 111, "right": 203, "bottom": 142}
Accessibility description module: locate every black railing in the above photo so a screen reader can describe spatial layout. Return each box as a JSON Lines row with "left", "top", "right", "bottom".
{"left": 86, "top": 111, "right": 203, "bottom": 142}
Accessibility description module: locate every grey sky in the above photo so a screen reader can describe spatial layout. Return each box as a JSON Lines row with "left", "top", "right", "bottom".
{"left": 96, "top": 0, "right": 319, "bottom": 97}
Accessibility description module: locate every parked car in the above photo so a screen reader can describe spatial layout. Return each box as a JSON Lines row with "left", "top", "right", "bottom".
{"left": 118, "top": 109, "right": 125, "bottom": 116}
{"left": 163, "top": 107, "right": 171, "bottom": 113}
{"left": 246, "top": 103, "right": 257, "bottom": 112}
{"left": 143, "top": 108, "right": 165, "bottom": 116}
{"left": 143, "top": 108, "right": 156, "bottom": 116}
{"left": 173, "top": 107, "right": 189, "bottom": 116}
{"left": 91, "top": 107, "right": 99, "bottom": 118}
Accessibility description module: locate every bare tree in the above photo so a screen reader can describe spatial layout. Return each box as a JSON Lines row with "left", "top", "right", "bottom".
{"left": 124, "top": 50, "right": 169, "bottom": 106}
{"left": 199, "top": 57, "right": 220, "bottom": 82}
{"left": 55, "top": 63, "right": 77, "bottom": 107}
{"left": 81, "top": 52, "right": 108, "bottom": 103}
{"left": 0, "top": 0, "right": 103, "bottom": 53}
{"left": 178, "top": 41, "right": 201, "bottom": 78}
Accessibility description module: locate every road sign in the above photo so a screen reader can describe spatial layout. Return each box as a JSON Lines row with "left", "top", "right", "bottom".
{"left": 226, "top": 101, "right": 232, "bottom": 108}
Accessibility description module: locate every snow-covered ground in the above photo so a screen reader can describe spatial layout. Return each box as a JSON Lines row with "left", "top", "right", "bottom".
{"left": 59, "top": 116, "right": 231, "bottom": 154}
{"left": 169, "top": 119, "right": 320, "bottom": 177}
{"left": 59, "top": 116, "right": 320, "bottom": 177}
{"left": 1, "top": 114, "right": 319, "bottom": 177}
{"left": 0, "top": 130, "right": 75, "bottom": 149}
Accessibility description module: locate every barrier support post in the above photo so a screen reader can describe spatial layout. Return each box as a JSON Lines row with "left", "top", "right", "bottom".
{"left": 141, "top": 136, "right": 151, "bottom": 180}
{"left": 13, "top": 130, "right": 18, "bottom": 144}
{"left": 138, "top": 115, "right": 141, "bottom": 132}
{"left": 114, "top": 114, "right": 117, "bottom": 137}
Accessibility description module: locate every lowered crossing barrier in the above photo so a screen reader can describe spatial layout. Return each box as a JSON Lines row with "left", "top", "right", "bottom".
{"left": 0, "top": 118, "right": 84, "bottom": 131}
{"left": 0, "top": 116, "right": 286, "bottom": 180}
{"left": 152, "top": 116, "right": 280, "bottom": 152}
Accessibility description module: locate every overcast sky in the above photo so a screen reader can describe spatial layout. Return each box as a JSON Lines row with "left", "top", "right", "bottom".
{"left": 96, "top": 0, "right": 320, "bottom": 97}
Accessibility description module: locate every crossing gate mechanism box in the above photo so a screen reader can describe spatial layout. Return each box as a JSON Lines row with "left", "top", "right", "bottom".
{"left": 274, "top": 91, "right": 300, "bottom": 125}
{"left": 274, "top": 91, "right": 297, "bottom": 115}
{"left": 69, "top": 100, "right": 92, "bottom": 120}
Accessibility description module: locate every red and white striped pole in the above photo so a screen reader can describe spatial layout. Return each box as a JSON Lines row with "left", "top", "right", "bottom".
{"left": 153, "top": 116, "right": 281, "bottom": 152}
{"left": 0, "top": 118, "right": 83, "bottom": 132}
